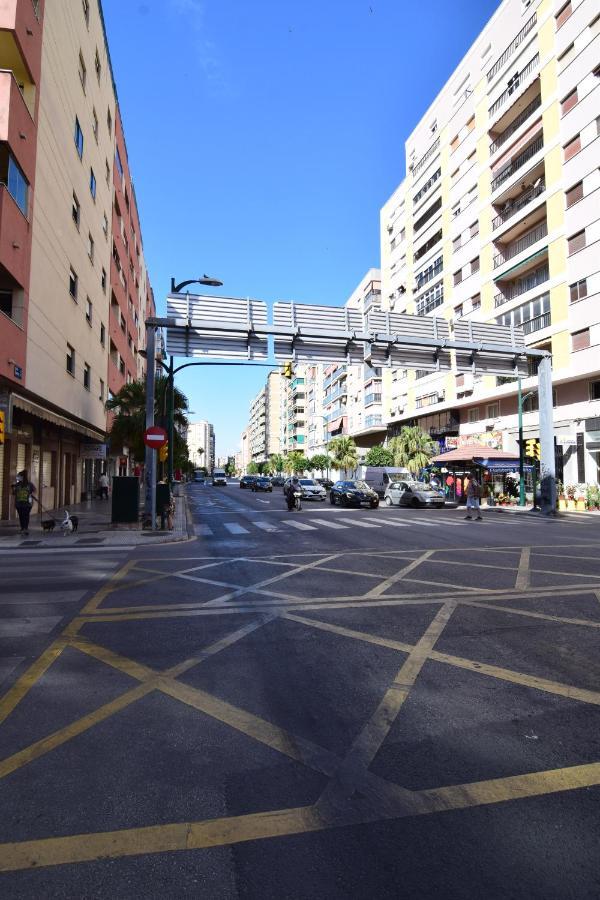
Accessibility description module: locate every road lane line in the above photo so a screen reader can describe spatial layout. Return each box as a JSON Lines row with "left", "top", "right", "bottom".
{"left": 194, "top": 524, "right": 214, "bottom": 537}
{"left": 253, "top": 521, "right": 278, "bottom": 532}
{"left": 344, "top": 519, "right": 380, "bottom": 528}
{"left": 284, "top": 520, "right": 317, "bottom": 531}
{"left": 515, "top": 547, "right": 531, "bottom": 590}
{"left": 309, "top": 519, "right": 348, "bottom": 530}
{"left": 223, "top": 523, "right": 250, "bottom": 535}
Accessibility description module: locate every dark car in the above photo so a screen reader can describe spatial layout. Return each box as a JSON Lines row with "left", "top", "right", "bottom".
{"left": 270, "top": 476, "right": 285, "bottom": 487}
{"left": 317, "top": 478, "right": 334, "bottom": 490}
{"left": 330, "top": 480, "right": 380, "bottom": 508}
{"left": 240, "top": 475, "right": 257, "bottom": 489}
{"left": 252, "top": 477, "right": 273, "bottom": 493}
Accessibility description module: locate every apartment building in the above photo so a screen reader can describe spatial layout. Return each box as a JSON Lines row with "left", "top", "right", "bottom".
{"left": 187, "top": 420, "right": 215, "bottom": 470}
{"left": 380, "top": 0, "right": 600, "bottom": 486}
{"left": 0, "top": 0, "right": 154, "bottom": 521}
{"left": 248, "top": 370, "right": 283, "bottom": 464}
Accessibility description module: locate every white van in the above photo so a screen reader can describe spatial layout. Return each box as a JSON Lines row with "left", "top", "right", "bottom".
{"left": 361, "top": 466, "right": 412, "bottom": 498}
{"left": 212, "top": 468, "right": 227, "bottom": 486}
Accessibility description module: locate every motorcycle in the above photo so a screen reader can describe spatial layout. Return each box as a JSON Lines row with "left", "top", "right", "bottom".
{"left": 294, "top": 490, "right": 302, "bottom": 511}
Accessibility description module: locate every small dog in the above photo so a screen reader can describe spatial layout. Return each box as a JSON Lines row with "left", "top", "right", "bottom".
{"left": 41, "top": 519, "right": 56, "bottom": 532}
{"left": 61, "top": 510, "right": 79, "bottom": 534}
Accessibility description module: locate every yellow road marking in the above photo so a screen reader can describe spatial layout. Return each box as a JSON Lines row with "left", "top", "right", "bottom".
{"left": 459, "top": 598, "right": 600, "bottom": 629}
{"left": 0, "top": 640, "right": 68, "bottom": 726}
{"left": 365, "top": 551, "right": 434, "bottom": 598}
{"left": 80, "top": 560, "right": 137, "bottom": 614}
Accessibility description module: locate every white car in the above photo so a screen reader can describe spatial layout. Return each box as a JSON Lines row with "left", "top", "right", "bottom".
{"left": 296, "top": 478, "right": 327, "bottom": 501}
{"left": 384, "top": 480, "right": 445, "bottom": 509}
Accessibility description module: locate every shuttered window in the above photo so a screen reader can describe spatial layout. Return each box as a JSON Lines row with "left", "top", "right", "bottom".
{"left": 572, "top": 328, "right": 590, "bottom": 351}
{"left": 568, "top": 230, "right": 586, "bottom": 254}
{"left": 564, "top": 134, "right": 581, "bottom": 160}
{"left": 569, "top": 279, "right": 587, "bottom": 302}
{"left": 555, "top": 1, "right": 572, "bottom": 29}
{"left": 566, "top": 181, "right": 583, "bottom": 207}
{"left": 561, "top": 87, "right": 578, "bottom": 115}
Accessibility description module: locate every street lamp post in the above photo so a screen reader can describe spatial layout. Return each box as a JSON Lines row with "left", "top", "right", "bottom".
{"left": 517, "top": 376, "right": 536, "bottom": 507}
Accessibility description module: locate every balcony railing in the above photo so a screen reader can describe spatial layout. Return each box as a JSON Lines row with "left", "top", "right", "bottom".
{"left": 363, "top": 290, "right": 381, "bottom": 313}
{"left": 325, "top": 385, "right": 348, "bottom": 406}
{"left": 522, "top": 311, "right": 551, "bottom": 335}
{"left": 486, "top": 14, "right": 537, "bottom": 83}
{"left": 365, "top": 414, "right": 383, "bottom": 428}
{"left": 364, "top": 393, "right": 382, "bottom": 407}
{"left": 493, "top": 220, "right": 547, "bottom": 268}
{"left": 325, "top": 405, "right": 347, "bottom": 423}
{"left": 489, "top": 53, "right": 539, "bottom": 119}
{"left": 492, "top": 179, "right": 545, "bottom": 230}
{"left": 323, "top": 365, "right": 347, "bottom": 391}
{"left": 490, "top": 94, "right": 542, "bottom": 154}
{"left": 494, "top": 263, "right": 549, "bottom": 307}
{"left": 411, "top": 136, "right": 440, "bottom": 178}
{"left": 417, "top": 292, "right": 444, "bottom": 317}
{"left": 491, "top": 135, "right": 543, "bottom": 192}
{"left": 416, "top": 256, "right": 443, "bottom": 290}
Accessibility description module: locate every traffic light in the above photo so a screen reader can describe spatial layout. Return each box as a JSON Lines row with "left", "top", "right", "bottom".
{"left": 282, "top": 360, "right": 293, "bottom": 379}
{"left": 159, "top": 443, "right": 168, "bottom": 463}
{"left": 0, "top": 410, "right": 4, "bottom": 445}
{"left": 525, "top": 438, "right": 541, "bottom": 461}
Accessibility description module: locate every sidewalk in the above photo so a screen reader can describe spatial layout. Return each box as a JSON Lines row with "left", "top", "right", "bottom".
{"left": 0, "top": 490, "right": 192, "bottom": 548}
{"left": 477, "top": 503, "right": 600, "bottom": 520}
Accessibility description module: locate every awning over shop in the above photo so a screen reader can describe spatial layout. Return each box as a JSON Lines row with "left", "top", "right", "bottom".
{"left": 12, "top": 394, "right": 104, "bottom": 441}
{"left": 476, "top": 458, "right": 533, "bottom": 471}
{"left": 431, "top": 445, "right": 518, "bottom": 464}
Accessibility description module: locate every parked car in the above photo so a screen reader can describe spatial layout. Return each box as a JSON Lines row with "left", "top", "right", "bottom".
{"left": 193, "top": 473, "right": 205, "bottom": 483}
{"left": 317, "top": 478, "right": 334, "bottom": 490}
{"left": 329, "top": 480, "right": 379, "bottom": 508}
{"left": 384, "top": 480, "right": 445, "bottom": 509}
{"left": 271, "top": 476, "right": 285, "bottom": 487}
{"left": 240, "top": 475, "right": 257, "bottom": 489}
{"left": 296, "top": 478, "right": 327, "bottom": 501}
{"left": 252, "top": 476, "right": 273, "bottom": 493}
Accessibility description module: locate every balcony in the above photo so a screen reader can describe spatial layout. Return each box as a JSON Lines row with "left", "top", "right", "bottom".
{"left": 325, "top": 385, "right": 347, "bottom": 406}
{"left": 323, "top": 365, "right": 346, "bottom": 391}
{"left": 365, "top": 392, "right": 382, "bottom": 407}
{"left": 522, "top": 311, "right": 551, "bottom": 335}
{"left": 0, "top": 185, "right": 29, "bottom": 285}
{"left": 0, "top": 71, "right": 36, "bottom": 178}
{"left": 491, "top": 135, "right": 543, "bottom": 192}
{"left": 494, "top": 262, "right": 549, "bottom": 307}
{"left": 411, "top": 136, "right": 440, "bottom": 178}
{"left": 365, "top": 414, "right": 383, "bottom": 428}
{"left": 364, "top": 289, "right": 381, "bottom": 314}
{"left": 417, "top": 288, "right": 444, "bottom": 317}
{"left": 325, "top": 405, "right": 347, "bottom": 423}
{"left": 486, "top": 13, "right": 537, "bottom": 83}
{"left": 489, "top": 93, "right": 542, "bottom": 155}
{"left": 489, "top": 53, "right": 539, "bottom": 120}
{"left": 493, "top": 220, "right": 547, "bottom": 270}
{"left": 492, "top": 178, "right": 545, "bottom": 230}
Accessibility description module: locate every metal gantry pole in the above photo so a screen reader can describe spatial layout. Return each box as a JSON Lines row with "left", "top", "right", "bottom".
{"left": 537, "top": 354, "right": 556, "bottom": 515}
{"left": 144, "top": 326, "right": 157, "bottom": 530}
{"left": 167, "top": 356, "right": 174, "bottom": 487}
{"left": 517, "top": 377, "right": 525, "bottom": 507}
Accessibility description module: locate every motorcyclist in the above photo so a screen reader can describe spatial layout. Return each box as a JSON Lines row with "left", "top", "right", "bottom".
{"left": 285, "top": 476, "right": 301, "bottom": 511}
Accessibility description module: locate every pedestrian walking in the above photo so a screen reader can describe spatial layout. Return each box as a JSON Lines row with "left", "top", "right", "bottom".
{"left": 464, "top": 471, "right": 483, "bottom": 521}
{"left": 12, "top": 469, "right": 37, "bottom": 535}
{"left": 98, "top": 471, "right": 109, "bottom": 500}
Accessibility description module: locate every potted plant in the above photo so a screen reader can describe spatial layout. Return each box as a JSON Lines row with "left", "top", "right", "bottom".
{"left": 575, "top": 484, "right": 587, "bottom": 512}
{"left": 566, "top": 484, "right": 577, "bottom": 511}
{"left": 585, "top": 483, "right": 599, "bottom": 511}
{"left": 556, "top": 481, "right": 566, "bottom": 511}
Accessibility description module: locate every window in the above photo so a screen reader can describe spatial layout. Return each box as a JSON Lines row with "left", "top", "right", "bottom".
{"left": 568, "top": 230, "right": 586, "bottom": 255}
{"left": 572, "top": 328, "right": 590, "bottom": 351}
{"left": 103, "top": 212, "right": 108, "bottom": 237}
{"left": 2, "top": 151, "right": 29, "bottom": 217}
{"left": 453, "top": 235, "right": 462, "bottom": 252}
{"left": 71, "top": 192, "right": 80, "bottom": 227}
{"left": 561, "top": 87, "right": 578, "bottom": 115}
{"left": 95, "top": 49, "right": 101, "bottom": 82}
{"left": 100, "top": 322, "right": 105, "bottom": 346}
{"left": 454, "top": 269, "right": 463, "bottom": 286}
{"left": 0, "top": 290, "right": 12, "bottom": 319}
{"left": 564, "top": 134, "right": 581, "bottom": 160}
{"left": 120, "top": 313, "right": 126, "bottom": 332}
{"left": 471, "top": 293, "right": 481, "bottom": 311}
{"left": 92, "top": 108, "right": 98, "bottom": 142}
{"left": 85, "top": 297, "right": 92, "bottom": 325}
{"left": 119, "top": 357, "right": 125, "bottom": 375}
{"left": 468, "top": 408, "right": 480, "bottom": 423}
{"left": 101, "top": 268, "right": 107, "bottom": 292}
{"left": 99, "top": 378, "right": 105, "bottom": 401}
{"left": 555, "top": 1, "right": 572, "bottom": 29}
{"left": 589, "top": 380, "right": 600, "bottom": 401}
{"left": 69, "top": 267, "right": 78, "bottom": 300}
{"left": 486, "top": 403, "right": 499, "bottom": 418}
{"left": 82, "top": 0, "right": 90, "bottom": 25}
{"left": 566, "top": 181, "right": 583, "bottom": 207}
{"left": 66, "top": 344, "right": 75, "bottom": 375}
{"left": 452, "top": 201, "right": 461, "bottom": 218}
{"left": 451, "top": 134, "right": 459, "bottom": 152}
{"left": 471, "top": 256, "right": 480, "bottom": 274}
{"left": 115, "top": 147, "right": 124, "bottom": 180}
{"left": 74, "top": 117, "right": 84, "bottom": 158}
{"left": 467, "top": 116, "right": 475, "bottom": 132}
{"left": 83, "top": 363, "right": 91, "bottom": 390}
{"left": 570, "top": 278, "right": 587, "bottom": 302}
{"left": 454, "top": 304, "right": 463, "bottom": 318}
{"left": 78, "top": 51, "right": 87, "bottom": 91}
{"left": 89, "top": 167, "right": 96, "bottom": 200}
{"left": 107, "top": 107, "right": 112, "bottom": 136}
{"left": 470, "top": 220, "right": 479, "bottom": 238}
{"left": 105, "top": 159, "right": 110, "bottom": 184}
{"left": 88, "top": 232, "right": 94, "bottom": 262}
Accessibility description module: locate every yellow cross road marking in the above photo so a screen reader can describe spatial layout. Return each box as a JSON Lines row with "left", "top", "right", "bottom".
{"left": 80, "top": 560, "right": 137, "bottom": 614}
{"left": 365, "top": 550, "right": 435, "bottom": 598}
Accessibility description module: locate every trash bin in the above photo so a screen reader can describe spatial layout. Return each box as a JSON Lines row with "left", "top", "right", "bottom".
{"left": 111, "top": 476, "right": 140, "bottom": 524}
{"left": 156, "top": 482, "right": 171, "bottom": 529}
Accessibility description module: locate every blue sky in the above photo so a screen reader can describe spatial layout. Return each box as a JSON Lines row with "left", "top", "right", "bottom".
{"left": 102, "top": 0, "right": 500, "bottom": 456}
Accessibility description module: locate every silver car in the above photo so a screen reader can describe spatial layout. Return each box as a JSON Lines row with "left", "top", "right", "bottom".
{"left": 384, "top": 480, "right": 445, "bottom": 509}
{"left": 297, "top": 478, "right": 327, "bottom": 501}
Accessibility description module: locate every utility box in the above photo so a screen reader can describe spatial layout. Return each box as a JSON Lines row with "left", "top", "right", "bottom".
{"left": 156, "top": 482, "right": 171, "bottom": 526}
{"left": 111, "top": 476, "right": 140, "bottom": 524}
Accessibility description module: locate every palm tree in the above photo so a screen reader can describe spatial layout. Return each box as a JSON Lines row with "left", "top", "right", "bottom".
{"left": 269, "top": 453, "right": 285, "bottom": 474}
{"left": 106, "top": 376, "right": 190, "bottom": 464}
{"left": 283, "top": 451, "right": 306, "bottom": 474}
{"left": 329, "top": 436, "right": 358, "bottom": 478}
{"left": 388, "top": 426, "right": 436, "bottom": 475}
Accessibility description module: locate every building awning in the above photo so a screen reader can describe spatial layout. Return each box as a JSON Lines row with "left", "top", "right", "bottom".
{"left": 493, "top": 246, "right": 547, "bottom": 282}
{"left": 12, "top": 394, "right": 105, "bottom": 441}
{"left": 432, "top": 446, "right": 518, "bottom": 464}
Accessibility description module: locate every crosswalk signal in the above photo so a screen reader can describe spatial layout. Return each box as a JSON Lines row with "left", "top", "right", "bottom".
{"left": 525, "top": 438, "right": 541, "bottom": 461}
{"left": 0, "top": 410, "right": 4, "bottom": 445}
{"left": 282, "top": 360, "right": 293, "bottom": 379}
{"left": 159, "top": 443, "right": 168, "bottom": 463}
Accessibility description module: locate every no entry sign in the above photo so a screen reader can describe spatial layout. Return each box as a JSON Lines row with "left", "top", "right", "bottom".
{"left": 143, "top": 425, "right": 168, "bottom": 449}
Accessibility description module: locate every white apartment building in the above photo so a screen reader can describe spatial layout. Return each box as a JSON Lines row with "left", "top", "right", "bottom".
{"left": 187, "top": 420, "right": 214, "bottom": 471}
{"left": 379, "top": 0, "right": 600, "bottom": 487}
{"left": 248, "top": 371, "right": 283, "bottom": 464}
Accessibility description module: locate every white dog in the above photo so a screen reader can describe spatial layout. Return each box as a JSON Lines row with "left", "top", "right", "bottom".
{"left": 61, "top": 510, "right": 79, "bottom": 534}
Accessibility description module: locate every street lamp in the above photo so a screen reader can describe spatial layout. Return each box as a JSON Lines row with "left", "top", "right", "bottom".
{"left": 170, "top": 275, "right": 223, "bottom": 293}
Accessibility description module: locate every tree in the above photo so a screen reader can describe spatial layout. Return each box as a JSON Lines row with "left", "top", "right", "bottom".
{"left": 388, "top": 426, "right": 436, "bottom": 475}
{"left": 283, "top": 451, "right": 307, "bottom": 474}
{"left": 247, "top": 462, "right": 259, "bottom": 475}
{"left": 329, "top": 436, "right": 358, "bottom": 477}
{"left": 309, "top": 454, "right": 331, "bottom": 476}
{"left": 106, "top": 377, "right": 190, "bottom": 465}
{"left": 269, "top": 454, "right": 285, "bottom": 474}
{"left": 364, "top": 445, "right": 394, "bottom": 467}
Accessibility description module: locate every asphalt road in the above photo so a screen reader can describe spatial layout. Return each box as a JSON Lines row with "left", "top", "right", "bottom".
{"left": 1, "top": 482, "right": 600, "bottom": 898}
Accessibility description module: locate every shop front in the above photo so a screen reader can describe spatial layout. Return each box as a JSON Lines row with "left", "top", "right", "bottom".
{"left": 431, "top": 445, "right": 531, "bottom": 505}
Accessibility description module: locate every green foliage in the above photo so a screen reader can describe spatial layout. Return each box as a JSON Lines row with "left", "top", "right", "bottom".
{"left": 309, "top": 454, "right": 331, "bottom": 475}
{"left": 269, "top": 453, "right": 285, "bottom": 474}
{"left": 284, "top": 451, "right": 307, "bottom": 474}
{"left": 328, "top": 436, "right": 358, "bottom": 477}
{"left": 387, "top": 426, "right": 436, "bottom": 475}
{"left": 364, "top": 445, "right": 394, "bottom": 467}
{"left": 247, "top": 462, "right": 259, "bottom": 475}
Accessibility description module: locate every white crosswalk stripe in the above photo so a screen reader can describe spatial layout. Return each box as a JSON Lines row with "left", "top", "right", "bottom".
{"left": 194, "top": 524, "right": 214, "bottom": 537}
{"left": 224, "top": 522, "right": 249, "bottom": 534}
{"left": 344, "top": 519, "right": 380, "bottom": 528}
{"left": 284, "top": 520, "right": 317, "bottom": 531}
{"left": 253, "top": 521, "right": 278, "bottom": 532}
{"left": 309, "top": 519, "right": 349, "bottom": 530}
{"left": 364, "top": 517, "right": 410, "bottom": 527}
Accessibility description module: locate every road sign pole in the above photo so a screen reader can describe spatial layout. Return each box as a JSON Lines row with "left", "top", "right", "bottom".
{"left": 167, "top": 356, "right": 174, "bottom": 488}
{"left": 144, "top": 326, "right": 157, "bottom": 530}
{"left": 538, "top": 354, "right": 556, "bottom": 516}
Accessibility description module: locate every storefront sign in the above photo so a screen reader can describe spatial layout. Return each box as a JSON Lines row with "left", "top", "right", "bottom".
{"left": 445, "top": 431, "right": 503, "bottom": 451}
{"left": 557, "top": 435, "right": 577, "bottom": 446}
{"left": 81, "top": 443, "right": 107, "bottom": 460}
{"left": 0, "top": 390, "right": 12, "bottom": 435}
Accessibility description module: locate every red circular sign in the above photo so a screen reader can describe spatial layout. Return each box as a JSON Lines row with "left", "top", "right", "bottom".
{"left": 143, "top": 425, "right": 168, "bottom": 449}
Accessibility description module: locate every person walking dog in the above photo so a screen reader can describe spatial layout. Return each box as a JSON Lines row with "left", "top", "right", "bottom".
{"left": 464, "top": 471, "right": 483, "bottom": 521}
{"left": 12, "top": 469, "right": 37, "bottom": 536}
